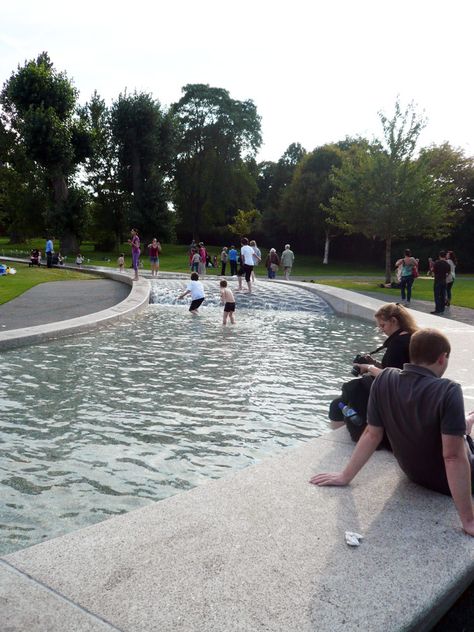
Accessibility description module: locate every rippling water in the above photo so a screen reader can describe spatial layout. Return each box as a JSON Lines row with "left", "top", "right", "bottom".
{"left": 0, "top": 280, "right": 381, "bottom": 554}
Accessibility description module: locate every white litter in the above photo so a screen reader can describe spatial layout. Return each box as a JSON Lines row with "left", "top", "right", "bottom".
{"left": 345, "top": 531, "right": 364, "bottom": 547}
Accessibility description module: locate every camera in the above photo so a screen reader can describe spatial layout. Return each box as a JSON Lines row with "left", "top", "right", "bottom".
{"left": 351, "top": 353, "right": 376, "bottom": 377}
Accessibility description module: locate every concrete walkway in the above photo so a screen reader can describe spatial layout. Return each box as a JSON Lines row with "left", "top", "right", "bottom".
{"left": 0, "top": 279, "right": 131, "bottom": 331}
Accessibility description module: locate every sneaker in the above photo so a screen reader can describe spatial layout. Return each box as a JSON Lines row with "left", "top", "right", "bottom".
{"left": 430, "top": 311, "right": 443, "bottom": 314}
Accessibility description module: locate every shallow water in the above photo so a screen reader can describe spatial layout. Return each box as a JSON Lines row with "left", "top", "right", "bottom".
{"left": 0, "top": 280, "right": 381, "bottom": 554}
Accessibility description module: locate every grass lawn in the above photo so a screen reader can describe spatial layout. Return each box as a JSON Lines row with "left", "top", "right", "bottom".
{"left": 314, "top": 276, "right": 474, "bottom": 310}
{"left": 0, "top": 238, "right": 382, "bottom": 275}
{"left": 0, "top": 266, "right": 97, "bottom": 306}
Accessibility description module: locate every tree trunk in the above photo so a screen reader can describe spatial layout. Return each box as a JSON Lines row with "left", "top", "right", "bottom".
{"left": 60, "top": 231, "right": 79, "bottom": 256}
{"left": 385, "top": 237, "right": 392, "bottom": 284}
{"left": 323, "top": 230, "right": 330, "bottom": 265}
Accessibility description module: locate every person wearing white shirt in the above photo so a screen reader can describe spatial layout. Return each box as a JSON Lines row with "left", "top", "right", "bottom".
{"left": 178, "top": 272, "right": 205, "bottom": 315}
{"left": 238, "top": 237, "right": 255, "bottom": 293}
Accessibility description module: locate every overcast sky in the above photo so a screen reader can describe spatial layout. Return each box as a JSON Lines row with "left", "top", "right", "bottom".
{"left": 1, "top": 0, "right": 473, "bottom": 162}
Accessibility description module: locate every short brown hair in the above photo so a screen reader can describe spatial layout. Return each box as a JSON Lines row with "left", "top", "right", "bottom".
{"left": 374, "top": 303, "right": 418, "bottom": 334}
{"left": 409, "top": 329, "right": 451, "bottom": 365}
{"left": 220, "top": 280, "right": 227, "bottom": 287}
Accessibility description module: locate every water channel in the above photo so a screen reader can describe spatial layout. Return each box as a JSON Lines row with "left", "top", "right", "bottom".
{"left": 0, "top": 279, "right": 381, "bottom": 554}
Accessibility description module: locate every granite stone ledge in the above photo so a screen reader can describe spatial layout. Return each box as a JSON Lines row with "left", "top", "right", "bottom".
{"left": 4, "top": 437, "right": 474, "bottom": 632}
{"left": 0, "top": 561, "right": 120, "bottom": 632}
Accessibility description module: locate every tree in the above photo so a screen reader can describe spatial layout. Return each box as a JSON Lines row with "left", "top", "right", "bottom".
{"left": 0, "top": 117, "right": 48, "bottom": 240}
{"left": 419, "top": 143, "right": 474, "bottom": 269}
{"left": 227, "top": 208, "right": 262, "bottom": 237}
{"left": 0, "top": 52, "right": 92, "bottom": 252}
{"left": 327, "top": 101, "right": 453, "bottom": 282}
{"left": 80, "top": 92, "right": 129, "bottom": 251}
{"left": 171, "top": 84, "right": 262, "bottom": 239}
{"left": 281, "top": 144, "right": 342, "bottom": 262}
{"left": 257, "top": 143, "right": 306, "bottom": 246}
{"left": 110, "top": 91, "right": 176, "bottom": 241}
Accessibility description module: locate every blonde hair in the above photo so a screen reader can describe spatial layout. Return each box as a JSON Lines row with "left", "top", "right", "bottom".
{"left": 374, "top": 303, "right": 418, "bottom": 334}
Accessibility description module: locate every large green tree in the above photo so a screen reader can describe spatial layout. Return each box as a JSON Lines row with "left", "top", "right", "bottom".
{"left": 0, "top": 52, "right": 91, "bottom": 252}
{"left": 0, "top": 117, "right": 48, "bottom": 240}
{"left": 327, "top": 101, "right": 453, "bottom": 282}
{"left": 171, "top": 84, "right": 262, "bottom": 239}
{"left": 109, "top": 90, "right": 176, "bottom": 241}
{"left": 257, "top": 143, "right": 306, "bottom": 245}
{"left": 281, "top": 144, "right": 342, "bottom": 262}
{"left": 81, "top": 92, "right": 129, "bottom": 251}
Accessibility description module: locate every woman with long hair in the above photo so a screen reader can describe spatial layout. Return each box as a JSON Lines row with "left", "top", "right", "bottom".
{"left": 329, "top": 303, "right": 419, "bottom": 446}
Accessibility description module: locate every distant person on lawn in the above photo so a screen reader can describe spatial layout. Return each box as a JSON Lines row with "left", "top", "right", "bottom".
{"left": 280, "top": 244, "right": 294, "bottom": 280}
{"left": 431, "top": 250, "right": 450, "bottom": 315}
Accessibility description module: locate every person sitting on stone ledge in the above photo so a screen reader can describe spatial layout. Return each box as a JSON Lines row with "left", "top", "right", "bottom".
{"left": 310, "top": 328, "right": 474, "bottom": 536}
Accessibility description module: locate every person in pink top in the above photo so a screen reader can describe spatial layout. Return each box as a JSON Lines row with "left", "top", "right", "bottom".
{"left": 128, "top": 228, "right": 141, "bottom": 281}
{"left": 147, "top": 237, "right": 161, "bottom": 277}
{"left": 198, "top": 242, "right": 207, "bottom": 275}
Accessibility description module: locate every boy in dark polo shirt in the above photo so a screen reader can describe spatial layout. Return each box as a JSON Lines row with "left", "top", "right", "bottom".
{"left": 310, "top": 329, "right": 474, "bottom": 536}
{"left": 431, "top": 250, "right": 451, "bottom": 314}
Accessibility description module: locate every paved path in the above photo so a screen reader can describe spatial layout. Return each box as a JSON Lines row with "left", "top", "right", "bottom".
{"left": 0, "top": 279, "right": 131, "bottom": 331}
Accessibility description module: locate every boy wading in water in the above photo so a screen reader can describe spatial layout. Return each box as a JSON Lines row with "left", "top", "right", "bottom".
{"left": 178, "top": 272, "right": 205, "bottom": 315}
{"left": 220, "top": 280, "right": 236, "bottom": 326}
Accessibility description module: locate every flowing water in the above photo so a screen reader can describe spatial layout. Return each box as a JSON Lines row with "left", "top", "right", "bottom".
{"left": 0, "top": 279, "right": 380, "bottom": 554}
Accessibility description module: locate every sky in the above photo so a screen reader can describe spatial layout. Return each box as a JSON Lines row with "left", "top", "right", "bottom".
{"left": 1, "top": 0, "right": 473, "bottom": 162}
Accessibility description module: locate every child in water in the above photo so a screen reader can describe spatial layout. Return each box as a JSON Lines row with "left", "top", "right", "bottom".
{"left": 178, "top": 272, "right": 205, "bottom": 315}
{"left": 220, "top": 280, "right": 236, "bottom": 325}
{"left": 117, "top": 253, "right": 125, "bottom": 272}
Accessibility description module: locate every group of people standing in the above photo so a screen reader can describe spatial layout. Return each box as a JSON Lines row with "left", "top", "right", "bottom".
{"left": 395, "top": 248, "right": 457, "bottom": 314}
{"left": 219, "top": 242, "right": 295, "bottom": 281}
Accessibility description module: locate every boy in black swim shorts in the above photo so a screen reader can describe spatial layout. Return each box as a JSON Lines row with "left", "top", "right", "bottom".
{"left": 220, "top": 280, "right": 236, "bottom": 325}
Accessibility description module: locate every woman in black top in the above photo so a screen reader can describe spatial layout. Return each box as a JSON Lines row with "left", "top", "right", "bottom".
{"left": 329, "top": 303, "right": 419, "bottom": 445}
{"left": 355, "top": 303, "right": 418, "bottom": 377}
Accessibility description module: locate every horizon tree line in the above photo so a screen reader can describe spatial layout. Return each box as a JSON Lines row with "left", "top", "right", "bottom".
{"left": 1, "top": 53, "right": 474, "bottom": 271}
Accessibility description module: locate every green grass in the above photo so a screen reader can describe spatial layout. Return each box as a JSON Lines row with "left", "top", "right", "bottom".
{"left": 0, "top": 266, "right": 97, "bottom": 306}
{"left": 0, "top": 238, "right": 382, "bottom": 275}
{"left": 313, "top": 276, "right": 474, "bottom": 309}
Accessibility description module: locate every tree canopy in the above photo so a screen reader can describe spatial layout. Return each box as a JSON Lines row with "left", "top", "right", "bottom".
{"left": 171, "top": 84, "right": 262, "bottom": 239}
{"left": 326, "top": 101, "right": 453, "bottom": 281}
{"left": 1, "top": 52, "right": 91, "bottom": 252}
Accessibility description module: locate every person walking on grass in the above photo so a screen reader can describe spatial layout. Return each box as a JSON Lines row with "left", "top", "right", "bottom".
{"left": 431, "top": 250, "right": 450, "bottom": 315}
{"left": 280, "top": 244, "right": 294, "bottom": 280}
{"left": 220, "top": 246, "right": 228, "bottom": 276}
{"left": 45, "top": 236, "right": 54, "bottom": 268}
{"left": 395, "top": 249, "right": 418, "bottom": 307}
{"left": 177, "top": 272, "right": 205, "bottom": 316}
{"left": 228, "top": 245, "right": 238, "bottom": 276}
{"left": 446, "top": 251, "right": 457, "bottom": 307}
